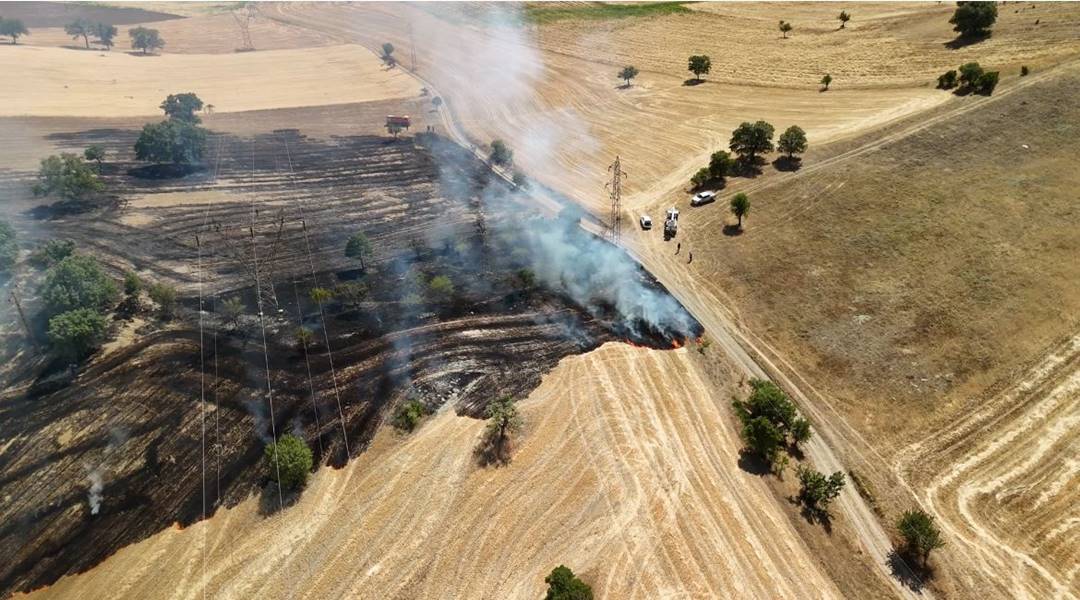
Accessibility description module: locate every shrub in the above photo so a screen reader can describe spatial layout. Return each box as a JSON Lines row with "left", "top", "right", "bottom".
{"left": 820, "top": 73, "right": 832, "bottom": 90}
{"left": 512, "top": 170, "right": 529, "bottom": 189}
{"left": 0, "top": 221, "right": 16, "bottom": 273}
{"left": 220, "top": 296, "right": 244, "bottom": 329}
{"left": 47, "top": 308, "right": 108, "bottom": 358}
{"left": 937, "top": 69, "right": 958, "bottom": 89}
{"left": 976, "top": 71, "right": 999, "bottom": 95}
{"left": 544, "top": 565, "right": 593, "bottom": 600}
{"left": 690, "top": 167, "right": 711, "bottom": 189}
{"left": 334, "top": 282, "right": 368, "bottom": 308}
{"left": 295, "top": 327, "right": 314, "bottom": 349}
{"left": 477, "top": 396, "right": 522, "bottom": 465}
{"left": 123, "top": 271, "right": 142, "bottom": 296}
{"left": 264, "top": 434, "right": 313, "bottom": 491}
{"left": 309, "top": 287, "right": 334, "bottom": 305}
{"left": 30, "top": 239, "right": 75, "bottom": 268}
{"left": 41, "top": 254, "right": 117, "bottom": 317}
{"left": 898, "top": 508, "right": 946, "bottom": 567}
{"left": 741, "top": 416, "right": 783, "bottom": 463}
{"left": 391, "top": 398, "right": 428, "bottom": 432}
{"left": 33, "top": 154, "right": 104, "bottom": 200}
{"left": 490, "top": 139, "right": 513, "bottom": 166}
{"left": 147, "top": 282, "right": 177, "bottom": 319}
{"left": 1020, "top": 65, "right": 1030, "bottom": 76}
{"left": 796, "top": 465, "right": 845, "bottom": 512}
{"left": 345, "top": 232, "right": 372, "bottom": 270}
{"left": 427, "top": 275, "right": 455, "bottom": 303}
{"left": 958, "top": 62, "right": 984, "bottom": 88}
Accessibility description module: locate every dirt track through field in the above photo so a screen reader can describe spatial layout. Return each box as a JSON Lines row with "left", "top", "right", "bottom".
{"left": 25, "top": 344, "right": 841, "bottom": 600}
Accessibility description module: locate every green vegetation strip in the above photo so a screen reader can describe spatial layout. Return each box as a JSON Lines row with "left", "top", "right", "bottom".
{"left": 524, "top": 2, "right": 692, "bottom": 25}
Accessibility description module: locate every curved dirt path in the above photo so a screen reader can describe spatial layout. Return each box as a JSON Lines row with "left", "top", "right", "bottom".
{"left": 26, "top": 344, "right": 841, "bottom": 600}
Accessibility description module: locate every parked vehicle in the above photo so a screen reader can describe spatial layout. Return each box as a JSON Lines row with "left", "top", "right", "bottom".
{"left": 664, "top": 206, "right": 679, "bottom": 239}
{"left": 639, "top": 214, "right": 653, "bottom": 230}
{"left": 691, "top": 190, "right": 717, "bottom": 206}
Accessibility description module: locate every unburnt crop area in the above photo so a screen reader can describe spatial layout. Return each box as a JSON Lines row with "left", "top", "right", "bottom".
{"left": 0, "top": 128, "right": 699, "bottom": 595}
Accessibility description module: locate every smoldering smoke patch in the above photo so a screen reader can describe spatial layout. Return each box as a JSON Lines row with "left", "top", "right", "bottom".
{"left": 85, "top": 467, "right": 104, "bottom": 515}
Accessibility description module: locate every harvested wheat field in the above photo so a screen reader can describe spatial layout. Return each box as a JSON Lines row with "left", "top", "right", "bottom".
{"left": 22, "top": 344, "right": 842, "bottom": 600}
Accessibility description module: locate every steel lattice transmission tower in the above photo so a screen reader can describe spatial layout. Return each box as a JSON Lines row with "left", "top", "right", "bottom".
{"left": 233, "top": 4, "right": 259, "bottom": 52}
{"left": 606, "top": 156, "right": 627, "bottom": 244}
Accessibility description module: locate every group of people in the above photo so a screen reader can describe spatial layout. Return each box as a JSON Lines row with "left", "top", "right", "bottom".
{"left": 675, "top": 242, "right": 692, "bottom": 263}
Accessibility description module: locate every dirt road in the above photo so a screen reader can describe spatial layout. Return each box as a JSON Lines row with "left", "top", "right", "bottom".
{"left": 25, "top": 344, "right": 841, "bottom": 600}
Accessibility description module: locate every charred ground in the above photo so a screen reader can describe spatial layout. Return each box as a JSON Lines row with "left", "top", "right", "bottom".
{"left": 0, "top": 130, "right": 699, "bottom": 596}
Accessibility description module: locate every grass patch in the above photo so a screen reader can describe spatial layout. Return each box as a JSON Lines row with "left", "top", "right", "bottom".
{"left": 524, "top": 2, "right": 692, "bottom": 25}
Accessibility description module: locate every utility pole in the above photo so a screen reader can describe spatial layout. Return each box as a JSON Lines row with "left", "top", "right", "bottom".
{"left": 606, "top": 156, "right": 627, "bottom": 244}
{"left": 408, "top": 22, "right": 417, "bottom": 72}
{"left": 8, "top": 284, "right": 39, "bottom": 353}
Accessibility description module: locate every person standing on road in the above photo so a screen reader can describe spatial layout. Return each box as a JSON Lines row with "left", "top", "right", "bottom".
{"left": 676, "top": 242, "right": 681, "bottom": 255}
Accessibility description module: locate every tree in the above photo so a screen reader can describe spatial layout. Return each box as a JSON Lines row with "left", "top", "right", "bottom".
{"left": 618, "top": 65, "right": 639, "bottom": 87}
{"left": 431, "top": 96, "right": 443, "bottom": 109}
{"left": 478, "top": 396, "right": 523, "bottom": 465}
{"left": 129, "top": 26, "right": 164, "bottom": 54}
{"left": 147, "top": 282, "right": 177, "bottom": 319}
{"left": 0, "top": 221, "right": 17, "bottom": 274}
{"left": 134, "top": 120, "right": 207, "bottom": 165}
{"left": 796, "top": 465, "right": 845, "bottom": 513}
{"left": 221, "top": 296, "right": 244, "bottom": 329}
{"left": 778, "top": 125, "right": 807, "bottom": 158}
{"left": 958, "top": 62, "right": 984, "bottom": 89}
{"left": 544, "top": 565, "right": 593, "bottom": 600}
{"left": 381, "top": 42, "right": 395, "bottom": 62}
{"left": 512, "top": 170, "right": 529, "bottom": 189}
{"left": 976, "top": 70, "right": 999, "bottom": 95}
{"left": 30, "top": 239, "right": 75, "bottom": 268}
{"left": 690, "top": 167, "right": 710, "bottom": 189}
{"left": 295, "top": 326, "right": 314, "bottom": 349}
{"left": 741, "top": 416, "right": 784, "bottom": 463}
{"left": 160, "top": 93, "right": 204, "bottom": 123}
{"left": 84, "top": 145, "right": 105, "bottom": 173}
{"left": 309, "top": 287, "right": 333, "bottom": 305}
{"left": 65, "top": 19, "right": 92, "bottom": 49}
{"left": 937, "top": 69, "right": 958, "bottom": 89}
{"left": 334, "top": 281, "right": 368, "bottom": 308}
{"left": 898, "top": 509, "right": 946, "bottom": 567}
{"left": 93, "top": 22, "right": 117, "bottom": 49}
{"left": 344, "top": 232, "right": 372, "bottom": 271}
{"left": 123, "top": 270, "right": 142, "bottom": 296}
{"left": 730, "top": 193, "right": 750, "bottom": 228}
{"left": 427, "top": 275, "right": 454, "bottom": 303}
{"left": 791, "top": 417, "right": 812, "bottom": 447}
{"left": 687, "top": 55, "right": 711, "bottom": 80}
{"left": 264, "top": 434, "right": 313, "bottom": 491}
{"left": 489, "top": 139, "right": 513, "bottom": 166}
{"left": 391, "top": 398, "right": 428, "bottom": 432}
{"left": 820, "top": 73, "right": 832, "bottom": 91}
{"left": 47, "top": 308, "right": 108, "bottom": 358}
{"left": 0, "top": 18, "right": 29, "bottom": 44}
{"left": 779, "top": 20, "right": 793, "bottom": 38}
{"left": 33, "top": 154, "right": 104, "bottom": 200}
{"left": 729, "top": 121, "right": 775, "bottom": 163}
{"left": 1020, "top": 65, "right": 1030, "bottom": 77}
{"left": 734, "top": 379, "right": 797, "bottom": 431}
{"left": 41, "top": 254, "right": 117, "bottom": 317}
{"left": 838, "top": 10, "right": 851, "bottom": 28}
{"left": 708, "top": 150, "right": 733, "bottom": 180}
{"left": 949, "top": 1, "right": 997, "bottom": 38}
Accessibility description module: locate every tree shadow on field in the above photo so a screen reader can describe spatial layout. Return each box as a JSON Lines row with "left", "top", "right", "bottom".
{"left": 257, "top": 482, "right": 303, "bottom": 517}
{"left": 722, "top": 224, "right": 744, "bottom": 237}
{"left": 737, "top": 449, "right": 771, "bottom": 476}
{"left": 734, "top": 157, "right": 766, "bottom": 178}
{"left": 790, "top": 495, "right": 834, "bottom": 534}
{"left": 127, "top": 163, "right": 205, "bottom": 180}
{"left": 944, "top": 32, "right": 991, "bottom": 49}
{"left": 27, "top": 198, "right": 99, "bottom": 220}
{"left": 683, "top": 78, "right": 706, "bottom": 86}
{"left": 772, "top": 155, "right": 802, "bottom": 172}
{"left": 888, "top": 549, "right": 930, "bottom": 592}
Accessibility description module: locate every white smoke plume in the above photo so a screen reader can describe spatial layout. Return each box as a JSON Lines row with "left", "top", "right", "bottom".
{"left": 86, "top": 467, "right": 104, "bottom": 515}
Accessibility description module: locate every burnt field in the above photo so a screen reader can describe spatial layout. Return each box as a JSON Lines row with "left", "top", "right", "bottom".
{"left": 0, "top": 129, "right": 700, "bottom": 596}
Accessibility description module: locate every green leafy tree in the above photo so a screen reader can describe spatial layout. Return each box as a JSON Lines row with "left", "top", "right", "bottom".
{"left": 687, "top": 55, "right": 711, "bottom": 80}
{"left": 489, "top": 139, "right": 513, "bottom": 166}
{"left": 958, "top": 62, "right": 984, "bottom": 89}
{"left": 309, "top": 287, "right": 333, "bottom": 305}
{"left": 0, "top": 18, "right": 29, "bottom": 44}
{"left": 93, "top": 22, "right": 117, "bottom": 49}
{"left": 708, "top": 150, "right": 733, "bottom": 180}
{"left": 30, "top": 239, "right": 76, "bottom": 268}
{"left": 47, "top": 308, "right": 108, "bottom": 358}
{"left": 41, "top": 254, "right": 118, "bottom": 317}
{"left": 334, "top": 281, "right": 368, "bottom": 308}
{"left": 33, "top": 154, "right": 104, "bottom": 200}
{"left": 391, "top": 398, "right": 428, "bottom": 432}
{"left": 949, "top": 1, "right": 997, "bottom": 38}
{"left": 897, "top": 508, "right": 946, "bottom": 567}
{"left": 791, "top": 417, "right": 813, "bottom": 447}
{"left": 264, "top": 434, "right": 313, "bottom": 491}
{"left": 381, "top": 42, "right": 395, "bottom": 62}
{"left": 344, "top": 232, "right": 372, "bottom": 270}
{"left": 0, "top": 221, "right": 17, "bottom": 274}
{"left": 976, "top": 71, "right": 999, "bottom": 95}
{"left": 741, "top": 416, "right": 784, "bottom": 463}
{"left": 778, "top": 125, "right": 807, "bottom": 158}
{"left": 729, "top": 121, "right": 775, "bottom": 163}
{"left": 937, "top": 69, "right": 958, "bottom": 89}
{"left": 736, "top": 379, "right": 797, "bottom": 430}
{"left": 221, "top": 296, "right": 245, "bottom": 329}
{"left": 690, "top": 167, "right": 710, "bottom": 189}
{"left": 427, "top": 275, "right": 454, "bottom": 303}
{"left": 129, "top": 26, "right": 164, "bottom": 54}
{"left": 478, "top": 396, "right": 523, "bottom": 465}
{"left": 84, "top": 145, "right": 105, "bottom": 173}
{"left": 779, "top": 20, "right": 793, "bottom": 38}
{"left": 160, "top": 92, "right": 204, "bottom": 123}
{"left": 544, "top": 565, "right": 593, "bottom": 600}
{"left": 147, "top": 282, "right": 177, "bottom": 319}
{"left": 838, "top": 10, "right": 851, "bottom": 28}
{"left": 730, "top": 192, "right": 750, "bottom": 228}
{"left": 134, "top": 120, "right": 207, "bottom": 165}
{"left": 820, "top": 73, "right": 832, "bottom": 91}
{"left": 618, "top": 65, "right": 639, "bottom": 86}
{"left": 65, "top": 19, "right": 92, "bottom": 48}
{"left": 1020, "top": 65, "right": 1030, "bottom": 77}
{"left": 796, "top": 465, "right": 846, "bottom": 513}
